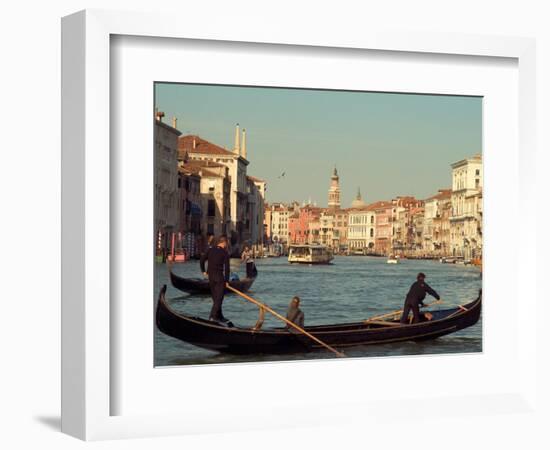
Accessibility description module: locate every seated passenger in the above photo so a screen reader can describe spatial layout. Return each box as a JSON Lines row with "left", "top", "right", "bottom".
{"left": 286, "top": 296, "right": 304, "bottom": 328}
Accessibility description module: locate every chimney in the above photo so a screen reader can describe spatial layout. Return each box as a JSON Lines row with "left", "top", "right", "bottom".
{"left": 172, "top": 116, "right": 177, "bottom": 129}
{"left": 193, "top": 138, "right": 196, "bottom": 149}
{"left": 155, "top": 110, "right": 165, "bottom": 122}
{"left": 241, "top": 128, "right": 247, "bottom": 159}
{"left": 234, "top": 123, "right": 240, "bottom": 154}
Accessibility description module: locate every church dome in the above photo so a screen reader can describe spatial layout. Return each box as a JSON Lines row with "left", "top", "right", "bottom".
{"left": 351, "top": 187, "right": 366, "bottom": 208}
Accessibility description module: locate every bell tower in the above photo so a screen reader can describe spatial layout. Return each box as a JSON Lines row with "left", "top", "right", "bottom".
{"left": 328, "top": 167, "right": 341, "bottom": 210}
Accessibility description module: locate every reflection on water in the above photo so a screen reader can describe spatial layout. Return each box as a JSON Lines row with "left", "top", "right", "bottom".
{"left": 154, "top": 256, "right": 482, "bottom": 366}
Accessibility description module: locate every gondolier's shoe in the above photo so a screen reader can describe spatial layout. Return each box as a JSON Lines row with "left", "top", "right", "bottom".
{"left": 209, "top": 317, "right": 235, "bottom": 328}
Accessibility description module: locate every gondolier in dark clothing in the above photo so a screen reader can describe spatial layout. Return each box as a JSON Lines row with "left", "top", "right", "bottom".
{"left": 400, "top": 272, "right": 440, "bottom": 324}
{"left": 241, "top": 245, "right": 257, "bottom": 278}
{"left": 200, "top": 235, "right": 216, "bottom": 271}
{"left": 200, "top": 236, "right": 232, "bottom": 325}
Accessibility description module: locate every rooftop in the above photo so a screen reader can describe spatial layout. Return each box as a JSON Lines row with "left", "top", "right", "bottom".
{"left": 426, "top": 189, "right": 452, "bottom": 201}
{"left": 179, "top": 135, "right": 235, "bottom": 157}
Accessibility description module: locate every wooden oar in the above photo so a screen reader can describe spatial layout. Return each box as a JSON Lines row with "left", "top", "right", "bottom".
{"left": 364, "top": 299, "right": 444, "bottom": 323}
{"left": 226, "top": 284, "right": 346, "bottom": 358}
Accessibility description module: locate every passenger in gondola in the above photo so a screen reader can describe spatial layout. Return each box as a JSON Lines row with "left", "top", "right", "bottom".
{"left": 286, "top": 296, "right": 304, "bottom": 329}
{"left": 400, "top": 272, "right": 440, "bottom": 324}
{"left": 200, "top": 235, "right": 232, "bottom": 326}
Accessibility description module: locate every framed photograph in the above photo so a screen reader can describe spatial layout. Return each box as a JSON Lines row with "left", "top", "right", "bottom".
{"left": 62, "top": 9, "right": 537, "bottom": 441}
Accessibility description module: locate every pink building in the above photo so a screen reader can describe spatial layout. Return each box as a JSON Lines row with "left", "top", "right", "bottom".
{"left": 289, "top": 206, "right": 321, "bottom": 244}
{"left": 370, "top": 201, "right": 392, "bottom": 255}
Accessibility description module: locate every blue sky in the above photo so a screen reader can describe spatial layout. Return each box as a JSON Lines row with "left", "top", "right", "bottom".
{"left": 155, "top": 83, "right": 482, "bottom": 207}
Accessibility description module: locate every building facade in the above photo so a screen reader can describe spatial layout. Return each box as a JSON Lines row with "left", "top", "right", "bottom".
{"left": 347, "top": 206, "right": 375, "bottom": 251}
{"left": 289, "top": 205, "right": 321, "bottom": 244}
{"left": 154, "top": 118, "right": 181, "bottom": 260}
{"left": 422, "top": 189, "right": 452, "bottom": 255}
{"left": 176, "top": 165, "right": 202, "bottom": 257}
{"left": 178, "top": 125, "right": 265, "bottom": 252}
{"left": 372, "top": 201, "right": 393, "bottom": 255}
{"left": 450, "top": 155, "right": 483, "bottom": 259}
{"left": 246, "top": 175, "right": 267, "bottom": 250}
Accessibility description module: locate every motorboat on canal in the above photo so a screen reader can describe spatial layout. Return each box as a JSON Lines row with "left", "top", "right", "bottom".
{"left": 169, "top": 267, "right": 256, "bottom": 295}
{"left": 387, "top": 255, "right": 399, "bottom": 264}
{"left": 156, "top": 285, "right": 482, "bottom": 355}
{"left": 288, "top": 244, "right": 334, "bottom": 264}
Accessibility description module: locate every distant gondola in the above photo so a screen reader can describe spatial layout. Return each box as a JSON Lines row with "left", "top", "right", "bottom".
{"left": 169, "top": 268, "right": 256, "bottom": 295}
{"left": 156, "top": 285, "right": 482, "bottom": 355}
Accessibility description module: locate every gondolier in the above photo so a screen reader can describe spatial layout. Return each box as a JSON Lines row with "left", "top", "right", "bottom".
{"left": 400, "top": 272, "right": 441, "bottom": 324}
{"left": 200, "top": 236, "right": 231, "bottom": 325}
{"left": 241, "top": 245, "right": 257, "bottom": 278}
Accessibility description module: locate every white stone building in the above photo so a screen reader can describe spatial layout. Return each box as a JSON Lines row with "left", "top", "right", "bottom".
{"left": 154, "top": 117, "right": 181, "bottom": 258}
{"left": 347, "top": 193, "right": 376, "bottom": 251}
{"left": 423, "top": 189, "right": 452, "bottom": 254}
{"left": 450, "top": 155, "right": 483, "bottom": 258}
{"left": 268, "top": 202, "right": 295, "bottom": 244}
{"left": 246, "top": 175, "right": 267, "bottom": 249}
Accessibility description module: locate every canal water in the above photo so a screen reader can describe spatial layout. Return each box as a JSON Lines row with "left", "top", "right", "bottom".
{"left": 154, "top": 256, "right": 482, "bottom": 366}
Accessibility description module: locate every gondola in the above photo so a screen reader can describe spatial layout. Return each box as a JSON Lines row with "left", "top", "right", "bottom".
{"left": 156, "top": 285, "right": 482, "bottom": 355}
{"left": 169, "top": 268, "right": 256, "bottom": 295}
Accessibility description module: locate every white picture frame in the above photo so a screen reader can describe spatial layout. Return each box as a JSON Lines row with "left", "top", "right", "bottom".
{"left": 61, "top": 9, "right": 538, "bottom": 441}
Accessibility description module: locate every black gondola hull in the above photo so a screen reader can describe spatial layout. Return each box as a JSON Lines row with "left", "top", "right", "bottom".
{"left": 169, "top": 269, "right": 256, "bottom": 295}
{"left": 156, "top": 286, "right": 482, "bottom": 355}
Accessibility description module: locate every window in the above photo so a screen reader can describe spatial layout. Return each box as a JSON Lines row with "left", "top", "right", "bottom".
{"left": 207, "top": 223, "right": 214, "bottom": 235}
{"left": 207, "top": 200, "right": 216, "bottom": 217}
{"left": 370, "top": 228, "right": 374, "bottom": 237}
{"left": 475, "top": 169, "right": 480, "bottom": 176}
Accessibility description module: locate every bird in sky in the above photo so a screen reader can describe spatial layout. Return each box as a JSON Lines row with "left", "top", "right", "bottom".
{"left": 277, "top": 171, "right": 286, "bottom": 179}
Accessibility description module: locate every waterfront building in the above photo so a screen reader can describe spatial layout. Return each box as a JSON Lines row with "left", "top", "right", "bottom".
{"left": 318, "top": 211, "right": 333, "bottom": 246}
{"left": 189, "top": 160, "right": 232, "bottom": 241}
{"left": 309, "top": 212, "right": 323, "bottom": 245}
{"left": 371, "top": 201, "right": 393, "bottom": 255}
{"left": 154, "top": 115, "right": 181, "bottom": 260}
{"left": 332, "top": 209, "right": 349, "bottom": 251}
{"left": 347, "top": 204, "right": 375, "bottom": 252}
{"left": 264, "top": 202, "right": 272, "bottom": 242}
{"left": 289, "top": 205, "right": 321, "bottom": 244}
{"left": 387, "top": 196, "right": 421, "bottom": 254}
{"left": 176, "top": 164, "right": 202, "bottom": 257}
{"left": 246, "top": 175, "right": 267, "bottom": 251}
{"left": 423, "top": 189, "right": 452, "bottom": 255}
{"left": 450, "top": 155, "right": 483, "bottom": 258}
{"left": 410, "top": 207, "right": 425, "bottom": 254}
{"left": 391, "top": 206, "right": 408, "bottom": 254}
{"left": 288, "top": 212, "right": 300, "bottom": 244}
{"left": 432, "top": 191, "right": 452, "bottom": 256}
{"left": 267, "top": 202, "right": 295, "bottom": 245}
{"left": 178, "top": 125, "right": 265, "bottom": 251}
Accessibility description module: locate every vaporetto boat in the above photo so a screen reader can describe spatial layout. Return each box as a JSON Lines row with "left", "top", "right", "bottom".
{"left": 288, "top": 244, "right": 334, "bottom": 264}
